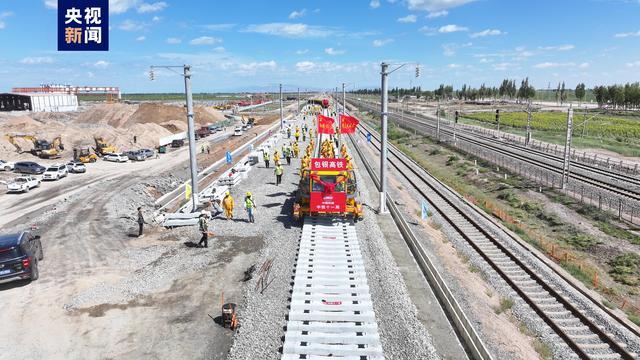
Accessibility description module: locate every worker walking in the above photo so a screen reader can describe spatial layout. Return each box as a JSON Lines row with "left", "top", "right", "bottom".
{"left": 136, "top": 207, "right": 146, "bottom": 237}
{"left": 275, "top": 162, "right": 284, "bottom": 186}
{"left": 245, "top": 192, "right": 256, "bottom": 223}
{"left": 284, "top": 146, "right": 292, "bottom": 165}
{"left": 197, "top": 213, "right": 210, "bottom": 248}
{"left": 222, "top": 191, "right": 234, "bottom": 220}
{"left": 287, "top": 127, "right": 291, "bottom": 139}
{"left": 263, "top": 150, "right": 270, "bottom": 168}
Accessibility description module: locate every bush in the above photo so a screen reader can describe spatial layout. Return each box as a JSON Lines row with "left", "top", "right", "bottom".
{"left": 562, "top": 233, "right": 601, "bottom": 250}
{"left": 608, "top": 253, "right": 640, "bottom": 286}
{"left": 446, "top": 155, "right": 459, "bottom": 166}
{"left": 495, "top": 298, "right": 514, "bottom": 314}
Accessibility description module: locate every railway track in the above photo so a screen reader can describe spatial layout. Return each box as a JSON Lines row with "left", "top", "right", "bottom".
{"left": 349, "top": 99, "right": 640, "bottom": 204}
{"left": 350, "top": 119, "right": 639, "bottom": 359}
{"left": 282, "top": 217, "right": 384, "bottom": 359}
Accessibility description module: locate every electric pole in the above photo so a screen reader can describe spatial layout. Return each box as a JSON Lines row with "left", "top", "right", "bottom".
{"left": 436, "top": 101, "right": 441, "bottom": 141}
{"left": 562, "top": 106, "right": 574, "bottom": 189}
{"left": 279, "top": 83, "right": 283, "bottom": 131}
{"left": 380, "top": 62, "right": 389, "bottom": 214}
{"left": 495, "top": 109, "right": 500, "bottom": 138}
{"left": 297, "top": 87, "right": 300, "bottom": 114}
{"left": 525, "top": 101, "right": 532, "bottom": 146}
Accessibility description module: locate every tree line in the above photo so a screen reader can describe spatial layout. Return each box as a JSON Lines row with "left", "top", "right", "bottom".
{"left": 352, "top": 79, "right": 640, "bottom": 109}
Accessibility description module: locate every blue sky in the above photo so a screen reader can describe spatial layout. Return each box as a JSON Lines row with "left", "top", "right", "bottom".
{"left": 0, "top": 0, "right": 639, "bottom": 93}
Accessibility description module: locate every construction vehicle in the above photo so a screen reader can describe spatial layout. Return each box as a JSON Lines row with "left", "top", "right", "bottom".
{"left": 93, "top": 137, "right": 117, "bottom": 156}
{"left": 6, "top": 135, "right": 64, "bottom": 159}
{"left": 293, "top": 158, "right": 363, "bottom": 221}
{"left": 73, "top": 146, "right": 98, "bottom": 163}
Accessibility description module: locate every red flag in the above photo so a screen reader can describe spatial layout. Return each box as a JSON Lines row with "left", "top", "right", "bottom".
{"left": 339, "top": 114, "right": 359, "bottom": 134}
{"left": 317, "top": 114, "right": 335, "bottom": 134}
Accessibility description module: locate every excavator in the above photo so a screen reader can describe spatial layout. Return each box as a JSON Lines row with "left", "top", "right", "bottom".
{"left": 93, "top": 137, "right": 117, "bottom": 156}
{"left": 73, "top": 146, "right": 98, "bottom": 163}
{"left": 6, "top": 134, "right": 64, "bottom": 159}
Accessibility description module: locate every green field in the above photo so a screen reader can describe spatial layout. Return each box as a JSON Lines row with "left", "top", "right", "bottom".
{"left": 460, "top": 111, "right": 640, "bottom": 157}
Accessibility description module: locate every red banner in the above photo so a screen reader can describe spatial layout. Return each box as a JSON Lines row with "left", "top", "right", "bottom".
{"left": 339, "top": 114, "right": 359, "bottom": 134}
{"left": 317, "top": 114, "right": 335, "bottom": 134}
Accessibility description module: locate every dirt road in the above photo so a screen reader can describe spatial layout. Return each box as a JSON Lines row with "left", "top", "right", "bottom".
{"left": 0, "top": 122, "right": 278, "bottom": 359}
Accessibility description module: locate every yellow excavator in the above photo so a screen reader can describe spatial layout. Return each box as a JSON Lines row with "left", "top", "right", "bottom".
{"left": 73, "top": 146, "right": 98, "bottom": 163}
{"left": 6, "top": 134, "right": 64, "bottom": 159}
{"left": 93, "top": 137, "right": 117, "bottom": 156}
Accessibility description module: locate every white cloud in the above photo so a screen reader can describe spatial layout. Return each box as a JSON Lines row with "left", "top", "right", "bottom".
{"left": 111, "top": 0, "right": 141, "bottom": 14}
{"left": 373, "top": 38, "right": 394, "bottom": 47}
{"left": 578, "top": 62, "right": 590, "bottom": 69}
{"left": 202, "top": 23, "right": 236, "bottom": 31}
{"left": 118, "top": 19, "right": 146, "bottom": 31}
{"left": 493, "top": 62, "right": 515, "bottom": 71}
{"left": 325, "top": 47, "right": 346, "bottom": 55}
{"left": 189, "top": 36, "right": 222, "bottom": 45}
{"left": 370, "top": 0, "right": 381, "bottom": 8}
{"left": 0, "top": 21, "right": 4, "bottom": 30}
{"left": 626, "top": 60, "right": 640, "bottom": 68}
{"left": 94, "top": 60, "right": 110, "bottom": 68}
{"left": 419, "top": 26, "right": 437, "bottom": 36}
{"left": 0, "top": 10, "right": 11, "bottom": 28}
{"left": 289, "top": 9, "right": 307, "bottom": 19}
{"left": 235, "top": 61, "right": 277, "bottom": 75}
{"left": 44, "top": 0, "right": 57, "bottom": 9}
{"left": 296, "top": 61, "right": 316, "bottom": 72}
{"left": 614, "top": 30, "right": 640, "bottom": 38}
{"left": 442, "top": 42, "right": 472, "bottom": 56}
{"left": 470, "top": 29, "right": 504, "bottom": 38}
{"left": 533, "top": 62, "right": 576, "bottom": 69}
{"left": 136, "top": 36, "right": 146, "bottom": 41}
{"left": 296, "top": 49, "right": 310, "bottom": 55}
{"left": 20, "top": 56, "right": 54, "bottom": 64}
{"left": 397, "top": 14, "right": 417, "bottom": 23}
{"left": 87, "top": 71, "right": 95, "bottom": 78}
{"left": 447, "top": 63, "right": 461, "bottom": 69}
{"left": 427, "top": 10, "right": 448, "bottom": 18}
{"left": 152, "top": 16, "right": 161, "bottom": 22}
{"left": 439, "top": 24, "right": 468, "bottom": 33}
{"left": 166, "top": 37, "right": 182, "bottom": 44}
{"left": 214, "top": 46, "right": 225, "bottom": 53}
{"left": 243, "top": 23, "right": 335, "bottom": 38}
{"left": 407, "top": 0, "right": 475, "bottom": 12}
{"left": 539, "top": 44, "right": 574, "bottom": 51}
{"left": 137, "top": 1, "right": 167, "bottom": 13}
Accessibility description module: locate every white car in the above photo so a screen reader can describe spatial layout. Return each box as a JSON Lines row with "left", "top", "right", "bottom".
{"left": 103, "top": 153, "right": 129, "bottom": 163}
{"left": 7, "top": 176, "right": 41, "bottom": 193}
{"left": 43, "top": 164, "right": 68, "bottom": 181}
{"left": 233, "top": 127, "right": 243, "bottom": 136}
{"left": 0, "top": 160, "right": 15, "bottom": 171}
{"left": 66, "top": 161, "right": 87, "bottom": 174}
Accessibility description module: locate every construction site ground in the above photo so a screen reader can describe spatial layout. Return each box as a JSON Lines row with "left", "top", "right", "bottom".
{"left": 0, "top": 103, "right": 298, "bottom": 359}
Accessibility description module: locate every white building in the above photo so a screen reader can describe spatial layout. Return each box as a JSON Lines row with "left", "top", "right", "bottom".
{"left": 0, "top": 93, "right": 79, "bottom": 112}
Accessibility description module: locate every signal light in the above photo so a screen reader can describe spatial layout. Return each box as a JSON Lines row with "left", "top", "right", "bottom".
{"left": 454, "top": 110, "right": 459, "bottom": 123}
{"left": 495, "top": 109, "right": 500, "bottom": 123}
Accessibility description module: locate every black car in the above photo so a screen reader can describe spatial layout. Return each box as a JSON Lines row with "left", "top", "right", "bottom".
{"left": 171, "top": 139, "right": 185, "bottom": 148}
{"left": 14, "top": 161, "right": 46, "bottom": 175}
{"left": 0, "top": 232, "right": 43, "bottom": 284}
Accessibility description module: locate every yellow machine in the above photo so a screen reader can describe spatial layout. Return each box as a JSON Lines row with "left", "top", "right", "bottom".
{"left": 73, "top": 146, "right": 98, "bottom": 163}
{"left": 94, "top": 137, "right": 117, "bottom": 156}
{"left": 6, "top": 134, "right": 64, "bottom": 159}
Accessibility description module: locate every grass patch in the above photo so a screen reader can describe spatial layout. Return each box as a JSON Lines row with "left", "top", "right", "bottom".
{"left": 629, "top": 314, "right": 640, "bottom": 327}
{"left": 495, "top": 297, "right": 515, "bottom": 314}
{"left": 608, "top": 253, "right": 640, "bottom": 286}
{"left": 533, "top": 339, "right": 553, "bottom": 360}
{"left": 602, "top": 299, "right": 617, "bottom": 310}
{"left": 446, "top": 154, "right": 459, "bottom": 166}
{"left": 561, "top": 262, "right": 594, "bottom": 288}
{"left": 468, "top": 264, "right": 480, "bottom": 273}
{"left": 561, "top": 233, "right": 601, "bottom": 250}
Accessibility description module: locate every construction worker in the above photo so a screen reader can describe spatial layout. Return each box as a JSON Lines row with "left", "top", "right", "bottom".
{"left": 294, "top": 127, "right": 300, "bottom": 142}
{"left": 284, "top": 146, "right": 292, "bottom": 165}
{"left": 245, "top": 191, "right": 256, "bottom": 223}
{"left": 274, "top": 162, "right": 284, "bottom": 186}
{"left": 197, "top": 213, "right": 210, "bottom": 248}
{"left": 201, "top": 145, "right": 205, "bottom": 154}
{"left": 136, "top": 207, "right": 146, "bottom": 237}
{"left": 302, "top": 130, "right": 306, "bottom": 142}
{"left": 222, "top": 191, "right": 234, "bottom": 220}
{"left": 292, "top": 142, "right": 299, "bottom": 158}
{"left": 273, "top": 150, "right": 280, "bottom": 164}
{"left": 263, "top": 150, "right": 270, "bottom": 168}
{"left": 287, "top": 126, "right": 292, "bottom": 139}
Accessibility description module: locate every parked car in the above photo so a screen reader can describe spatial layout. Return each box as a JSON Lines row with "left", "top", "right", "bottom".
{"left": 171, "top": 139, "right": 185, "bottom": 148}
{"left": 0, "top": 160, "right": 15, "bottom": 171}
{"left": 43, "top": 164, "right": 68, "bottom": 181}
{"left": 14, "top": 162, "right": 46, "bottom": 175}
{"left": 0, "top": 232, "right": 43, "bottom": 283}
{"left": 103, "top": 153, "right": 129, "bottom": 163}
{"left": 7, "top": 176, "right": 41, "bottom": 193}
{"left": 125, "top": 150, "right": 145, "bottom": 161}
{"left": 207, "top": 125, "right": 220, "bottom": 133}
{"left": 140, "top": 149, "right": 155, "bottom": 158}
{"left": 196, "top": 127, "right": 211, "bottom": 139}
{"left": 66, "top": 161, "right": 86, "bottom": 174}
{"left": 233, "top": 127, "right": 243, "bottom": 136}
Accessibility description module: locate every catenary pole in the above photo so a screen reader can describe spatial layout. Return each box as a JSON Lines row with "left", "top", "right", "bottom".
{"left": 379, "top": 62, "right": 389, "bottom": 214}
{"left": 279, "top": 83, "right": 283, "bottom": 131}
{"left": 183, "top": 65, "right": 198, "bottom": 211}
